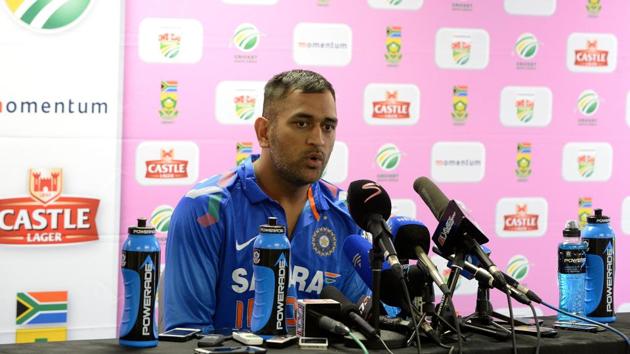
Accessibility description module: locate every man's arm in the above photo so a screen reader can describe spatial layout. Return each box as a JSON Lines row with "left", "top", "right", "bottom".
{"left": 163, "top": 193, "right": 225, "bottom": 333}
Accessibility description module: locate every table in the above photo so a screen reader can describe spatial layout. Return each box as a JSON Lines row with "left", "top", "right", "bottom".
{"left": 1, "top": 314, "right": 629, "bottom": 354}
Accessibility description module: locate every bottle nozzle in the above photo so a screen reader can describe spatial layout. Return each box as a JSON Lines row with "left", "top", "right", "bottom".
{"left": 267, "top": 217, "right": 277, "bottom": 226}
{"left": 138, "top": 218, "right": 147, "bottom": 228}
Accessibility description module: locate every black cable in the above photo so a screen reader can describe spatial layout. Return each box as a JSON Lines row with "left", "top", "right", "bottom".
{"left": 447, "top": 296, "right": 463, "bottom": 354}
{"left": 529, "top": 303, "right": 541, "bottom": 354}
{"left": 505, "top": 290, "right": 518, "bottom": 354}
{"left": 400, "top": 276, "right": 422, "bottom": 354}
{"left": 541, "top": 300, "right": 630, "bottom": 349}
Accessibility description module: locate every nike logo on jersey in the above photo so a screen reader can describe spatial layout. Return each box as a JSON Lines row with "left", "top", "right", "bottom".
{"left": 235, "top": 236, "right": 257, "bottom": 251}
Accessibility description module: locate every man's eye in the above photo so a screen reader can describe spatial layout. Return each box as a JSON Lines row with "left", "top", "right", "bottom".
{"left": 324, "top": 123, "right": 336, "bottom": 131}
{"left": 296, "top": 121, "right": 308, "bottom": 128}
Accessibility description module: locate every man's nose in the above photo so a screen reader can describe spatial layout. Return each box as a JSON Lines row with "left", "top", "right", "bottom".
{"left": 307, "top": 126, "right": 325, "bottom": 145}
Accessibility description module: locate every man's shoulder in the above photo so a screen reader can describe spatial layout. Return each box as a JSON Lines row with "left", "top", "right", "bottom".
{"left": 183, "top": 169, "right": 240, "bottom": 202}
{"left": 317, "top": 179, "right": 343, "bottom": 201}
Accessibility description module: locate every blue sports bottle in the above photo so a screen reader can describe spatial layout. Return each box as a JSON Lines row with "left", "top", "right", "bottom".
{"left": 119, "top": 218, "right": 160, "bottom": 347}
{"left": 557, "top": 220, "right": 587, "bottom": 322}
{"left": 250, "top": 217, "right": 291, "bottom": 336}
{"left": 582, "top": 209, "right": 616, "bottom": 323}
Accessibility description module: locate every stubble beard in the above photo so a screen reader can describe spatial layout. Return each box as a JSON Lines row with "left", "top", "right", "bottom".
{"left": 269, "top": 142, "right": 327, "bottom": 187}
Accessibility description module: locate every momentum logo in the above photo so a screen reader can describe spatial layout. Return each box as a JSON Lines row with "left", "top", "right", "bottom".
{"left": 0, "top": 97, "right": 107, "bottom": 116}
{"left": 4, "top": 0, "right": 91, "bottom": 31}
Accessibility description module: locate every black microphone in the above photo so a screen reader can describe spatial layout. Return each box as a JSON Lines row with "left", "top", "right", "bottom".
{"left": 502, "top": 272, "right": 543, "bottom": 304}
{"left": 309, "top": 309, "right": 351, "bottom": 336}
{"left": 320, "top": 286, "right": 378, "bottom": 338}
{"left": 413, "top": 176, "right": 507, "bottom": 290}
{"left": 388, "top": 216, "right": 451, "bottom": 296}
{"left": 347, "top": 180, "right": 402, "bottom": 275}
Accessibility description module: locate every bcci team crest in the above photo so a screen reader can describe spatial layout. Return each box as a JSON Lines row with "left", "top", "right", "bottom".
{"left": 578, "top": 152, "right": 596, "bottom": 178}
{"left": 578, "top": 197, "right": 593, "bottom": 229}
{"left": 234, "top": 95, "right": 256, "bottom": 121}
{"left": 515, "top": 95, "right": 535, "bottom": 123}
{"left": 451, "top": 85, "right": 468, "bottom": 124}
{"left": 236, "top": 142, "right": 253, "bottom": 166}
{"left": 515, "top": 143, "right": 532, "bottom": 180}
{"left": 159, "top": 81, "right": 179, "bottom": 122}
{"left": 451, "top": 35, "right": 471, "bottom": 65}
{"left": 586, "top": 0, "right": 601, "bottom": 17}
{"left": 159, "top": 32, "right": 181, "bottom": 59}
{"left": 385, "top": 26, "right": 402, "bottom": 66}
{"left": 312, "top": 227, "right": 336, "bottom": 256}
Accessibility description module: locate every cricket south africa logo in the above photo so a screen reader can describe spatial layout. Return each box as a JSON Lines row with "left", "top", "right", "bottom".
{"left": 233, "top": 23, "right": 260, "bottom": 52}
{"left": 4, "top": 0, "right": 91, "bottom": 31}
{"left": 515, "top": 33, "right": 538, "bottom": 60}
{"left": 376, "top": 144, "right": 401, "bottom": 171}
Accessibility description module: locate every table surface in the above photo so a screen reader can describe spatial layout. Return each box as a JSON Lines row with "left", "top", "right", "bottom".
{"left": 1, "top": 314, "right": 629, "bottom": 354}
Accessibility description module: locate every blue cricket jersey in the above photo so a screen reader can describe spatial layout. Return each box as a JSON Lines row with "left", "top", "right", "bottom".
{"left": 163, "top": 155, "right": 370, "bottom": 333}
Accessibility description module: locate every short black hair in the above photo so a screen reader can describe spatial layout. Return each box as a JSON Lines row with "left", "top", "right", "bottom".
{"left": 262, "top": 69, "right": 335, "bottom": 120}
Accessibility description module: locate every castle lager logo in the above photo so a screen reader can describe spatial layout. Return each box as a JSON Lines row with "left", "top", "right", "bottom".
{"left": 515, "top": 143, "right": 532, "bottom": 180}
{"left": 4, "top": 0, "right": 91, "bottom": 31}
{"left": 575, "top": 40, "right": 608, "bottom": 67}
{"left": 0, "top": 169, "right": 99, "bottom": 245}
{"left": 577, "top": 90, "right": 599, "bottom": 116}
{"left": 234, "top": 95, "right": 256, "bottom": 121}
{"left": 503, "top": 204, "right": 539, "bottom": 232}
{"left": 506, "top": 255, "right": 529, "bottom": 282}
{"left": 145, "top": 149, "right": 189, "bottom": 179}
{"left": 515, "top": 33, "right": 538, "bottom": 60}
{"left": 451, "top": 36, "right": 471, "bottom": 65}
{"left": 372, "top": 91, "right": 410, "bottom": 119}
{"left": 515, "top": 95, "right": 535, "bottom": 123}
{"left": 236, "top": 142, "right": 253, "bottom": 166}
{"left": 376, "top": 144, "right": 401, "bottom": 171}
{"left": 159, "top": 32, "right": 181, "bottom": 59}
{"left": 578, "top": 197, "right": 593, "bottom": 229}
{"left": 233, "top": 23, "right": 260, "bottom": 52}
{"left": 159, "top": 81, "right": 178, "bottom": 122}
{"left": 451, "top": 85, "right": 468, "bottom": 123}
{"left": 385, "top": 26, "right": 402, "bottom": 65}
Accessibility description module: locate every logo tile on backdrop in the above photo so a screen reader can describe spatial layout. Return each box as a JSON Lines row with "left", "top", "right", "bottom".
{"left": 3, "top": 0, "right": 92, "bottom": 32}
{"left": 385, "top": 26, "right": 402, "bottom": 66}
{"left": 367, "top": 0, "right": 423, "bottom": 10}
{"left": 504, "top": 0, "right": 556, "bottom": 16}
{"left": 506, "top": 255, "right": 530, "bottom": 282}
{"left": 391, "top": 199, "right": 416, "bottom": 219}
{"left": 577, "top": 89, "right": 599, "bottom": 126}
{"left": 451, "top": 85, "right": 469, "bottom": 124}
{"left": 293, "top": 23, "right": 352, "bottom": 66}
{"left": 500, "top": 86, "right": 552, "bottom": 127}
{"left": 514, "top": 33, "right": 538, "bottom": 70}
{"left": 215, "top": 81, "right": 265, "bottom": 125}
{"left": 232, "top": 23, "right": 260, "bottom": 63}
{"left": 562, "top": 143, "right": 612, "bottom": 182}
{"left": 566, "top": 33, "right": 617, "bottom": 73}
{"left": 322, "top": 141, "right": 348, "bottom": 184}
{"left": 159, "top": 81, "right": 179, "bottom": 122}
{"left": 435, "top": 28, "right": 489, "bottom": 70}
{"left": 15, "top": 291, "right": 68, "bottom": 343}
{"left": 138, "top": 18, "right": 203, "bottom": 64}
{"left": 0, "top": 168, "right": 99, "bottom": 245}
{"left": 135, "top": 141, "right": 199, "bottom": 186}
{"left": 586, "top": 0, "right": 602, "bottom": 17}
{"left": 496, "top": 198, "right": 548, "bottom": 238}
{"left": 431, "top": 142, "right": 485, "bottom": 183}
{"left": 364, "top": 84, "right": 420, "bottom": 125}
{"left": 579, "top": 197, "right": 593, "bottom": 229}
{"left": 515, "top": 143, "right": 532, "bottom": 181}
{"left": 236, "top": 142, "right": 253, "bottom": 166}
{"left": 375, "top": 143, "right": 401, "bottom": 183}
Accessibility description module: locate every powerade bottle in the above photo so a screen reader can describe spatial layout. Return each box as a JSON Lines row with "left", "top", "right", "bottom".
{"left": 119, "top": 218, "right": 160, "bottom": 347}
{"left": 557, "top": 220, "right": 587, "bottom": 322}
{"left": 250, "top": 217, "right": 291, "bottom": 337}
{"left": 583, "top": 209, "right": 616, "bottom": 323}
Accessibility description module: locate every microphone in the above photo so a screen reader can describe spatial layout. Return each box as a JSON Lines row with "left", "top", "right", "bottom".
{"left": 311, "top": 310, "right": 351, "bottom": 336}
{"left": 413, "top": 176, "right": 507, "bottom": 290}
{"left": 320, "top": 286, "right": 378, "bottom": 338}
{"left": 347, "top": 180, "right": 402, "bottom": 275}
{"left": 388, "top": 216, "right": 451, "bottom": 296}
{"left": 502, "top": 272, "right": 542, "bottom": 304}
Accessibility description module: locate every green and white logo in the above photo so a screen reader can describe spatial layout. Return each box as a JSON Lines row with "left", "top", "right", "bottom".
{"left": 577, "top": 90, "right": 599, "bottom": 116}
{"left": 376, "top": 144, "right": 401, "bottom": 171}
{"left": 233, "top": 23, "right": 260, "bottom": 52}
{"left": 150, "top": 205, "right": 174, "bottom": 233}
{"left": 4, "top": 0, "right": 91, "bottom": 31}
{"left": 515, "top": 33, "right": 538, "bottom": 60}
{"left": 506, "top": 255, "right": 529, "bottom": 281}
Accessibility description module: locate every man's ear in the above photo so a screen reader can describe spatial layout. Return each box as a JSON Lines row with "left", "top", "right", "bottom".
{"left": 254, "top": 116, "right": 270, "bottom": 148}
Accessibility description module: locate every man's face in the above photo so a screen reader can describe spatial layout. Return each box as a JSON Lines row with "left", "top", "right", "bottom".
{"left": 266, "top": 89, "right": 337, "bottom": 186}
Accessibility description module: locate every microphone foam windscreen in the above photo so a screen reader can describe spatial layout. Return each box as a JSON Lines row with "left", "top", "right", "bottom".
{"left": 387, "top": 216, "right": 430, "bottom": 257}
{"left": 413, "top": 177, "right": 449, "bottom": 220}
{"left": 347, "top": 180, "right": 392, "bottom": 230}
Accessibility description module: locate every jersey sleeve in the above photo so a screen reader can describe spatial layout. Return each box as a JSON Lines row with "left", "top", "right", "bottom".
{"left": 337, "top": 244, "right": 372, "bottom": 303}
{"left": 163, "top": 192, "right": 226, "bottom": 333}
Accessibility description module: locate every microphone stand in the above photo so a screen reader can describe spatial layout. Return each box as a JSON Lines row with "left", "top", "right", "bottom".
{"left": 345, "top": 235, "right": 406, "bottom": 349}
{"left": 460, "top": 282, "right": 512, "bottom": 340}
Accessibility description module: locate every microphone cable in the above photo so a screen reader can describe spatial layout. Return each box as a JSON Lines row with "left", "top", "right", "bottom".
{"left": 348, "top": 330, "right": 369, "bottom": 354}
{"left": 505, "top": 289, "right": 518, "bottom": 354}
{"left": 541, "top": 300, "right": 630, "bottom": 349}
{"left": 528, "top": 303, "right": 541, "bottom": 354}
{"left": 400, "top": 275, "right": 422, "bottom": 354}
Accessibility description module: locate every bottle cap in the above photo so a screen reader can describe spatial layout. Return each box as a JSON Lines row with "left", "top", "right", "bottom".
{"left": 586, "top": 208, "right": 610, "bottom": 224}
{"left": 563, "top": 220, "right": 580, "bottom": 237}
{"left": 259, "top": 216, "right": 286, "bottom": 234}
{"left": 128, "top": 218, "right": 156, "bottom": 235}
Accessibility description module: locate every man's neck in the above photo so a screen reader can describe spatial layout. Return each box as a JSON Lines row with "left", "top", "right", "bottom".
{"left": 252, "top": 158, "right": 309, "bottom": 207}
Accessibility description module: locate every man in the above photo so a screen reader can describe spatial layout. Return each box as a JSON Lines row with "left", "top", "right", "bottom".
{"left": 163, "top": 69, "right": 369, "bottom": 333}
